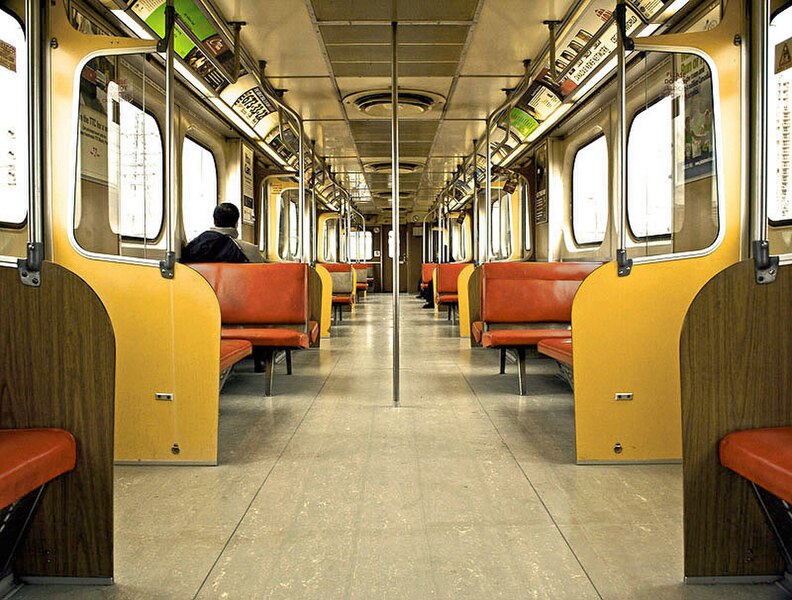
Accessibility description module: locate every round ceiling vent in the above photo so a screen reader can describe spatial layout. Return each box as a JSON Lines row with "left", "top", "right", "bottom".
{"left": 344, "top": 89, "right": 445, "bottom": 117}
{"left": 365, "top": 161, "right": 424, "bottom": 174}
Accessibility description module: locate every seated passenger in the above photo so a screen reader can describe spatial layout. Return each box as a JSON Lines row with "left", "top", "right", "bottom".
{"left": 182, "top": 203, "right": 263, "bottom": 263}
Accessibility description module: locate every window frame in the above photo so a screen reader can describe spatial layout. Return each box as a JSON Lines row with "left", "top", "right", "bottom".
{"left": 114, "top": 97, "right": 166, "bottom": 243}
{"left": 570, "top": 134, "right": 609, "bottom": 247}
{"left": 620, "top": 46, "right": 725, "bottom": 267}
{"left": 769, "top": 2, "right": 792, "bottom": 227}
{"left": 180, "top": 135, "right": 219, "bottom": 242}
{"left": 625, "top": 95, "right": 676, "bottom": 242}
{"left": 0, "top": 6, "right": 28, "bottom": 230}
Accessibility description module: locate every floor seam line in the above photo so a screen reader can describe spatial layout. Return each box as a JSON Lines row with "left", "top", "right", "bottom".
{"left": 191, "top": 352, "right": 344, "bottom": 599}
{"left": 456, "top": 364, "right": 605, "bottom": 600}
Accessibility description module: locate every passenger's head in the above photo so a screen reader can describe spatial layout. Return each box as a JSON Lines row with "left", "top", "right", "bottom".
{"left": 213, "top": 203, "right": 240, "bottom": 228}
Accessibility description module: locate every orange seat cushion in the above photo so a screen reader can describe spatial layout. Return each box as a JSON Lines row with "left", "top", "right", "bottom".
{"left": 333, "top": 295, "right": 354, "bottom": 305}
{"left": 421, "top": 263, "right": 437, "bottom": 284}
{"left": 720, "top": 428, "right": 792, "bottom": 504}
{"left": 356, "top": 283, "right": 368, "bottom": 290}
{"left": 481, "top": 328, "right": 572, "bottom": 348}
{"left": 220, "top": 339, "right": 253, "bottom": 371}
{"left": 222, "top": 327, "right": 310, "bottom": 349}
{"left": 0, "top": 429, "right": 76, "bottom": 509}
{"left": 436, "top": 263, "right": 471, "bottom": 294}
{"left": 537, "top": 337, "right": 573, "bottom": 365}
{"left": 436, "top": 293, "right": 458, "bottom": 304}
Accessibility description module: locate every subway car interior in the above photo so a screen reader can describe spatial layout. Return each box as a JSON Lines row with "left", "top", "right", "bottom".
{"left": 4, "top": 0, "right": 792, "bottom": 597}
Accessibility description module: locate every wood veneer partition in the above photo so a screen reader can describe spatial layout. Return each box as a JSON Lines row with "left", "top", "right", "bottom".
{"left": 0, "top": 262, "right": 115, "bottom": 580}
{"left": 680, "top": 259, "right": 791, "bottom": 579}
{"left": 467, "top": 266, "right": 482, "bottom": 348}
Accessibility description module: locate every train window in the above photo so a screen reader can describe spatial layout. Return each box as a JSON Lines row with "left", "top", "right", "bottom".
{"left": 451, "top": 217, "right": 469, "bottom": 262}
{"left": 76, "top": 53, "right": 166, "bottom": 257}
{"left": 571, "top": 136, "right": 609, "bottom": 245}
{"left": 627, "top": 51, "right": 719, "bottom": 257}
{"left": 321, "top": 216, "right": 339, "bottom": 262}
{"left": 277, "top": 188, "right": 299, "bottom": 260}
{"left": 490, "top": 197, "right": 501, "bottom": 257}
{"left": 113, "top": 100, "right": 163, "bottom": 239}
{"left": 349, "top": 230, "right": 372, "bottom": 261}
{"left": 182, "top": 137, "right": 218, "bottom": 242}
{"left": 0, "top": 9, "right": 27, "bottom": 227}
{"left": 628, "top": 98, "right": 673, "bottom": 238}
{"left": 769, "top": 6, "right": 792, "bottom": 224}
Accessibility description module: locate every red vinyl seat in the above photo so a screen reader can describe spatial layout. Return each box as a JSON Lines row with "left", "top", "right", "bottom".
{"left": 222, "top": 327, "right": 311, "bottom": 349}
{"left": 473, "top": 262, "right": 599, "bottom": 395}
{"left": 483, "top": 329, "right": 571, "bottom": 349}
{"left": 190, "top": 263, "right": 316, "bottom": 395}
{"left": 537, "top": 337, "right": 573, "bottom": 366}
{"left": 720, "top": 427, "right": 792, "bottom": 504}
{"left": 0, "top": 429, "right": 76, "bottom": 509}
{"left": 219, "top": 339, "right": 253, "bottom": 371}
{"left": 434, "top": 263, "right": 470, "bottom": 305}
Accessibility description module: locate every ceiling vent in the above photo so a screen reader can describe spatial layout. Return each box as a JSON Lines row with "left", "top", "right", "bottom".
{"left": 375, "top": 191, "right": 411, "bottom": 200}
{"left": 365, "top": 161, "right": 424, "bottom": 174}
{"left": 344, "top": 89, "right": 445, "bottom": 117}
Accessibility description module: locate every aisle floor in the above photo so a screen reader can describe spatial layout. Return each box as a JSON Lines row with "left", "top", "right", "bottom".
{"left": 14, "top": 294, "right": 789, "bottom": 600}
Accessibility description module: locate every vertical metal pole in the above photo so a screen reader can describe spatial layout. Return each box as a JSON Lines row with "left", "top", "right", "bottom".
{"left": 162, "top": 0, "right": 176, "bottom": 278}
{"left": 753, "top": 0, "right": 769, "bottom": 243}
{"left": 391, "top": 21, "right": 401, "bottom": 407}
{"left": 20, "top": 0, "right": 43, "bottom": 284}
{"left": 346, "top": 197, "right": 351, "bottom": 261}
{"left": 472, "top": 140, "right": 479, "bottom": 265}
{"left": 752, "top": 0, "right": 778, "bottom": 283}
{"left": 311, "top": 141, "right": 317, "bottom": 263}
{"left": 485, "top": 122, "right": 492, "bottom": 263}
{"left": 298, "top": 119, "right": 306, "bottom": 262}
{"left": 615, "top": 1, "right": 632, "bottom": 277}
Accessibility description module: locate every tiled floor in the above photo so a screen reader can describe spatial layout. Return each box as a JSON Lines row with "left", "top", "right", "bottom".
{"left": 13, "top": 295, "right": 789, "bottom": 599}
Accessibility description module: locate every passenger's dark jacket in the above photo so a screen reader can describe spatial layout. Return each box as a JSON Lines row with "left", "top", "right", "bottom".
{"left": 181, "top": 231, "right": 249, "bottom": 263}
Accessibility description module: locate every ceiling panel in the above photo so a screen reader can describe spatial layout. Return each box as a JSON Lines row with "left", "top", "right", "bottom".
{"left": 268, "top": 78, "right": 345, "bottom": 121}
{"left": 311, "top": 0, "right": 478, "bottom": 22}
{"left": 444, "top": 76, "right": 522, "bottom": 119}
{"left": 326, "top": 44, "right": 464, "bottom": 63}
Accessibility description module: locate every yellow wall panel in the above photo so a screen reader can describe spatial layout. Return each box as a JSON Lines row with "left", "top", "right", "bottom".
{"left": 571, "top": 2, "right": 744, "bottom": 462}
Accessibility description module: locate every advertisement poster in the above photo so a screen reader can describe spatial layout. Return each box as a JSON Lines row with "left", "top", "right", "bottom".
{"left": 242, "top": 144, "right": 255, "bottom": 225}
{"left": 534, "top": 144, "right": 548, "bottom": 225}
{"left": 678, "top": 54, "right": 714, "bottom": 181}
{"left": 132, "top": 0, "right": 239, "bottom": 93}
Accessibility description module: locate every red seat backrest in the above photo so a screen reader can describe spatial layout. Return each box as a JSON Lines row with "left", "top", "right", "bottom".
{"left": 436, "top": 263, "right": 471, "bottom": 293}
{"left": 191, "top": 263, "right": 308, "bottom": 325}
{"left": 421, "top": 263, "right": 437, "bottom": 284}
{"left": 320, "top": 263, "right": 352, "bottom": 273}
{"left": 481, "top": 262, "right": 599, "bottom": 324}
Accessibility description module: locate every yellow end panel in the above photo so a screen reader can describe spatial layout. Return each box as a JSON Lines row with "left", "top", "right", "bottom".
{"left": 456, "top": 265, "right": 475, "bottom": 337}
{"left": 314, "top": 265, "right": 333, "bottom": 337}
{"left": 571, "top": 1, "right": 744, "bottom": 462}
{"left": 49, "top": 3, "right": 221, "bottom": 463}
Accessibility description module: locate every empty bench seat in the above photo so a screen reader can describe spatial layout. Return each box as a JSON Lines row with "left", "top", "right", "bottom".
{"left": 537, "top": 337, "right": 573, "bottom": 366}
{"left": 0, "top": 429, "right": 76, "bottom": 509}
{"left": 435, "top": 262, "right": 471, "bottom": 322}
{"left": 720, "top": 427, "right": 792, "bottom": 576}
{"left": 322, "top": 263, "right": 356, "bottom": 323}
{"left": 1, "top": 429, "right": 77, "bottom": 578}
{"left": 721, "top": 427, "right": 792, "bottom": 504}
{"left": 220, "top": 339, "right": 253, "bottom": 372}
{"left": 191, "top": 263, "right": 319, "bottom": 396}
{"left": 470, "top": 262, "right": 598, "bottom": 395}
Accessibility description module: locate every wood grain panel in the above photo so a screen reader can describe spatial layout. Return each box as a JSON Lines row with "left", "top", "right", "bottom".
{"left": 0, "top": 262, "right": 115, "bottom": 578}
{"left": 680, "top": 259, "right": 792, "bottom": 578}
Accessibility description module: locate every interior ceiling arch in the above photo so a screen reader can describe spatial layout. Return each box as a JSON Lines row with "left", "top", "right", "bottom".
{"left": 212, "top": 0, "right": 577, "bottom": 213}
